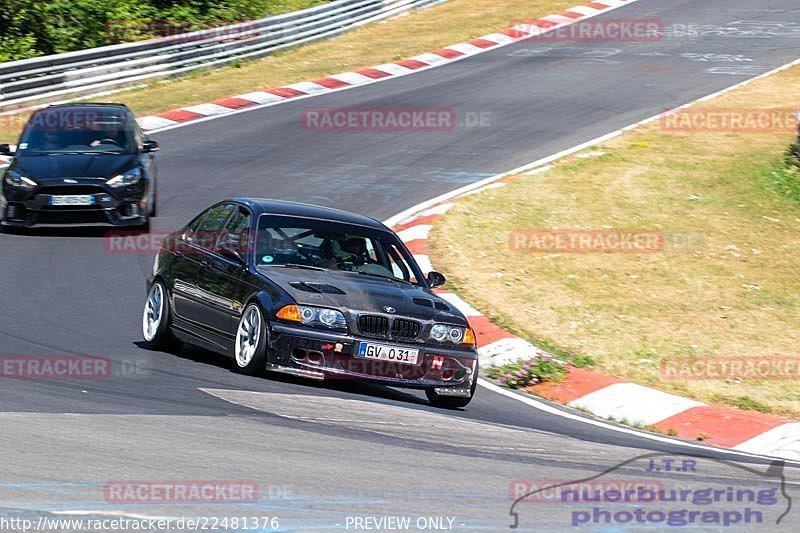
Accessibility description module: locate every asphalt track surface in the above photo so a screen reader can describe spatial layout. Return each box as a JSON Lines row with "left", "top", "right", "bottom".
{"left": 2, "top": 0, "right": 800, "bottom": 530}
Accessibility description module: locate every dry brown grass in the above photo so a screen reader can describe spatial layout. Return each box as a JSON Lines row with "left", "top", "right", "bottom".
{"left": 430, "top": 65, "right": 800, "bottom": 417}
{"left": 0, "top": 0, "right": 576, "bottom": 143}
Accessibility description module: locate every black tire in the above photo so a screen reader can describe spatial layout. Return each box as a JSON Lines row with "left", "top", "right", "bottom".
{"left": 149, "top": 190, "right": 157, "bottom": 217}
{"left": 233, "top": 303, "right": 268, "bottom": 375}
{"left": 426, "top": 373, "right": 478, "bottom": 409}
{"left": 142, "top": 281, "right": 180, "bottom": 351}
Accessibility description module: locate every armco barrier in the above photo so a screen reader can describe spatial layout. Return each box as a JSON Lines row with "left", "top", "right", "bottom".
{"left": 0, "top": 0, "right": 444, "bottom": 111}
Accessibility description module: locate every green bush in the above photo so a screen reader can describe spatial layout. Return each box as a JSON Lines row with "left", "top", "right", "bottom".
{"left": 765, "top": 143, "right": 800, "bottom": 204}
{"left": 486, "top": 358, "right": 567, "bottom": 389}
{"left": 0, "top": 0, "right": 328, "bottom": 61}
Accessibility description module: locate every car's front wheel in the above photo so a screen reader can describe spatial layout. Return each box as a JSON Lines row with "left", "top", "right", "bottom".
{"left": 234, "top": 303, "right": 268, "bottom": 375}
{"left": 426, "top": 374, "right": 478, "bottom": 409}
{"left": 142, "top": 281, "right": 180, "bottom": 351}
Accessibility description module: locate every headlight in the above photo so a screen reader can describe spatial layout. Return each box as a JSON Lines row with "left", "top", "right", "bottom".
{"left": 4, "top": 171, "right": 37, "bottom": 190}
{"left": 277, "top": 304, "right": 347, "bottom": 331}
{"left": 106, "top": 168, "right": 141, "bottom": 188}
{"left": 429, "top": 324, "right": 473, "bottom": 345}
{"left": 430, "top": 324, "right": 448, "bottom": 342}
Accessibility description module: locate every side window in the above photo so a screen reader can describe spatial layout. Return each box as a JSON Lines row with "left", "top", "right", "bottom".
{"left": 189, "top": 204, "right": 236, "bottom": 250}
{"left": 216, "top": 207, "right": 251, "bottom": 256}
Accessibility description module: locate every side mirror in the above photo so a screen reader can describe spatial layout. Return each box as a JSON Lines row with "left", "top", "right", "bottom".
{"left": 427, "top": 271, "right": 446, "bottom": 288}
{"left": 142, "top": 140, "right": 159, "bottom": 153}
{"left": 218, "top": 239, "right": 245, "bottom": 264}
{"left": 0, "top": 144, "right": 15, "bottom": 156}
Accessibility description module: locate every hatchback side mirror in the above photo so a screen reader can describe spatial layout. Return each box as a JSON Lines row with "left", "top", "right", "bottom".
{"left": 427, "top": 271, "right": 446, "bottom": 288}
{"left": 142, "top": 140, "right": 159, "bottom": 153}
{"left": 0, "top": 144, "right": 15, "bottom": 156}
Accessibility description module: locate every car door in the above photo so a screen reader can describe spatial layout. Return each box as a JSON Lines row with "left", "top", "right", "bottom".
{"left": 196, "top": 205, "right": 252, "bottom": 340}
{"left": 171, "top": 203, "right": 236, "bottom": 327}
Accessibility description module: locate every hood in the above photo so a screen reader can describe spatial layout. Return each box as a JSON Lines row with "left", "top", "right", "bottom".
{"left": 257, "top": 266, "right": 467, "bottom": 325}
{"left": 14, "top": 153, "right": 137, "bottom": 180}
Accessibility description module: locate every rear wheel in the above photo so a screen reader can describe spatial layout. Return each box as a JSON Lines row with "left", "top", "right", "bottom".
{"left": 234, "top": 303, "right": 268, "bottom": 375}
{"left": 426, "top": 373, "right": 478, "bottom": 409}
{"left": 142, "top": 281, "right": 180, "bottom": 351}
{"left": 149, "top": 189, "right": 157, "bottom": 217}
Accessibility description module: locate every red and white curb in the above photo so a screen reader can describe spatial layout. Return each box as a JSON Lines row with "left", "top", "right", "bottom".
{"left": 131, "top": 0, "right": 640, "bottom": 134}
{"left": 390, "top": 173, "right": 800, "bottom": 462}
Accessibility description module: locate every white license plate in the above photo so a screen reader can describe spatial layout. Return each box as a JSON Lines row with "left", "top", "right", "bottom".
{"left": 357, "top": 342, "right": 420, "bottom": 365}
{"left": 51, "top": 195, "right": 93, "bottom": 206}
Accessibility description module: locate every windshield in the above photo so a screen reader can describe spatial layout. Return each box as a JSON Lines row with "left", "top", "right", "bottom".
{"left": 18, "top": 108, "right": 137, "bottom": 155}
{"left": 256, "top": 214, "right": 426, "bottom": 285}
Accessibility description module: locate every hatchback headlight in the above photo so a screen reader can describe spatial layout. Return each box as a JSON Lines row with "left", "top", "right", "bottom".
{"left": 429, "top": 324, "right": 474, "bottom": 346}
{"left": 106, "top": 168, "right": 141, "bottom": 188}
{"left": 4, "top": 171, "right": 37, "bottom": 190}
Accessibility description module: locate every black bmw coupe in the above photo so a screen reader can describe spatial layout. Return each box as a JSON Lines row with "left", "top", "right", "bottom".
{"left": 143, "top": 198, "right": 479, "bottom": 408}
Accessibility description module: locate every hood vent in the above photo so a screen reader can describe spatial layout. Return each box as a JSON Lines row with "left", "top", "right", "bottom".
{"left": 412, "top": 297, "right": 434, "bottom": 308}
{"left": 434, "top": 301, "right": 450, "bottom": 311}
{"left": 289, "top": 281, "right": 346, "bottom": 295}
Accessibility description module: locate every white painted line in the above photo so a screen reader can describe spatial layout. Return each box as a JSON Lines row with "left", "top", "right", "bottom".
{"left": 328, "top": 71, "right": 374, "bottom": 85}
{"left": 444, "top": 43, "right": 485, "bottom": 56}
{"left": 479, "top": 33, "right": 516, "bottom": 45}
{"left": 182, "top": 103, "right": 235, "bottom": 116}
{"left": 594, "top": 0, "right": 626, "bottom": 7}
{"left": 397, "top": 224, "right": 432, "bottom": 243}
{"left": 568, "top": 383, "right": 705, "bottom": 426}
{"left": 284, "top": 81, "right": 329, "bottom": 94}
{"left": 371, "top": 63, "right": 414, "bottom": 76}
{"left": 438, "top": 292, "right": 482, "bottom": 317}
{"left": 566, "top": 6, "right": 601, "bottom": 16}
{"left": 235, "top": 91, "right": 286, "bottom": 104}
{"left": 136, "top": 116, "right": 179, "bottom": 130}
{"left": 511, "top": 24, "right": 547, "bottom": 36}
{"left": 478, "top": 379, "right": 800, "bottom": 463}
{"left": 734, "top": 424, "right": 800, "bottom": 461}
{"left": 409, "top": 53, "right": 449, "bottom": 65}
{"left": 540, "top": 14, "right": 578, "bottom": 25}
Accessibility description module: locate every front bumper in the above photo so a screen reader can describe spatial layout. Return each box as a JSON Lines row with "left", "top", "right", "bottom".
{"left": 2, "top": 185, "right": 147, "bottom": 227}
{"left": 268, "top": 322, "right": 478, "bottom": 393}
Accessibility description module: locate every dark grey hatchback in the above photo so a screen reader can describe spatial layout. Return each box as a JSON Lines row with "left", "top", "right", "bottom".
{"left": 143, "top": 198, "right": 479, "bottom": 408}
{"left": 1, "top": 103, "right": 158, "bottom": 229}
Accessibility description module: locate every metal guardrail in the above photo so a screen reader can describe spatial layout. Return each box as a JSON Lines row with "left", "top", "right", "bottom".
{"left": 0, "top": 0, "right": 444, "bottom": 111}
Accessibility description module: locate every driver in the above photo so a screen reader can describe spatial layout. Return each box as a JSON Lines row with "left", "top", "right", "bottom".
{"left": 318, "top": 235, "right": 368, "bottom": 268}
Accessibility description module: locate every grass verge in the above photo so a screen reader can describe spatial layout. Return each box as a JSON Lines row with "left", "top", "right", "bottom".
{"left": 0, "top": 0, "right": 577, "bottom": 143}
{"left": 430, "top": 64, "right": 800, "bottom": 418}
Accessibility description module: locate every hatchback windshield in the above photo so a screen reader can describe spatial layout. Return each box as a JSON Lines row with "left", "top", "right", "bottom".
{"left": 18, "top": 108, "right": 136, "bottom": 154}
{"left": 256, "top": 215, "right": 425, "bottom": 285}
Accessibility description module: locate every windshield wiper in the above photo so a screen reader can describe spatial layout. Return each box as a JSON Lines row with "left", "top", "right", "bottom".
{"left": 355, "top": 271, "right": 411, "bottom": 284}
{"left": 274, "top": 263, "right": 328, "bottom": 271}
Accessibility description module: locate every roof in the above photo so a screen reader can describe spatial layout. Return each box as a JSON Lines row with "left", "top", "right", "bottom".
{"left": 232, "top": 198, "right": 388, "bottom": 231}
{"left": 46, "top": 102, "right": 129, "bottom": 109}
